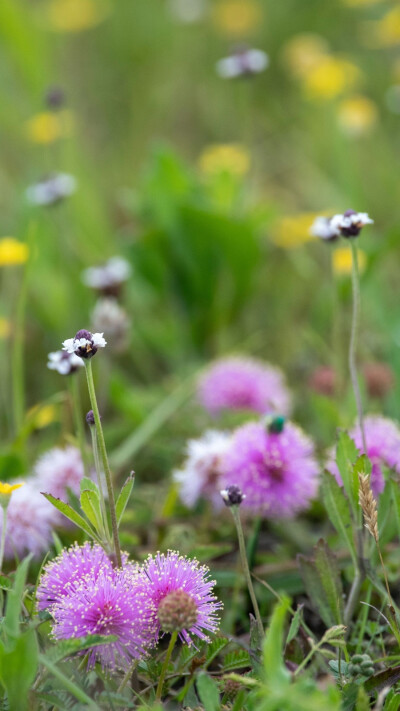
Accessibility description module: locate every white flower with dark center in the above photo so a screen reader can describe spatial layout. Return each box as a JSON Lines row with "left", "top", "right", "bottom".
{"left": 329, "top": 210, "right": 373, "bottom": 238}
{"left": 216, "top": 48, "right": 269, "bottom": 79}
{"left": 47, "top": 350, "right": 83, "bottom": 375}
{"left": 82, "top": 257, "right": 131, "bottom": 295}
{"left": 26, "top": 173, "right": 76, "bottom": 206}
{"left": 62, "top": 329, "right": 106, "bottom": 359}
{"left": 310, "top": 216, "right": 340, "bottom": 242}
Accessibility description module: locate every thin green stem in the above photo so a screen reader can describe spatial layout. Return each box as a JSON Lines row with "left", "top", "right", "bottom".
{"left": 349, "top": 241, "right": 367, "bottom": 453}
{"left": 155, "top": 630, "right": 178, "bottom": 702}
{"left": 0, "top": 505, "right": 7, "bottom": 573}
{"left": 230, "top": 506, "right": 264, "bottom": 642}
{"left": 38, "top": 654, "right": 100, "bottom": 710}
{"left": 69, "top": 376, "right": 90, "bottom": 478}
{"left": 84, "top": 359, "right": 121, "bottom": 567}
{"left": 89, "top": 426, "right": 110, "bottom": 542}
{"left": 11, "top": 263, "right": 29, "bottom": 435}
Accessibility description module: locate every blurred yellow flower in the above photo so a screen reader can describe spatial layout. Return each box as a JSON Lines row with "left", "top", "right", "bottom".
{"left": 361, "top": 8, "right": 400, "bottom": 48}
{"left": 25, "top": 110, "right": 74, "bottom": 144}
{"left": 0, "top": 482, "right": 24, "bottom": 496}
{"left": 271, "top": 213, "right": 321, "bottom": 249}
{"left": 303, "top": 57, "right": 361, "bottom": 100}
{"left": 212, "top": 0, "right": 262, "bottom": 37}
{"left": 45, "top": 0, "right": 110, "bottom": 32}
{"left": 0, "top": 318, "right": 10, "bottom": 339}
{"left": 0, "top": 238, "right": 29, "bottom": 267}
{"left": 28, "top": 404, "right": 58, "bottom": 429}
{"left": 282, "top": 33, "right": 329, "bottom": 79}
{"left": 337, "top": 95, "right": 378, "bottom": 136}
{"left": 332, "top": 247, "right": 367, "bottom": 276}
{"left": 199, "top": 144, "right": 250, "bottom": 176}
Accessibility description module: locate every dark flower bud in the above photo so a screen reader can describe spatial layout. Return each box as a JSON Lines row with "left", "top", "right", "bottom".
{"left": 220, "top": 485, "right": 246, "bottom": 507}
{"left": 45, "top": 86, "right": 66, "bottom": 110}
{"left": 86, "top": 410, "right": 96, "bottom": 426}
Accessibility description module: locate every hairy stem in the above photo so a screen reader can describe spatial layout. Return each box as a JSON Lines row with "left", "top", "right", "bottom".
{"left": 231, "top": 506, "right": 264, "bottom": 642}
{"left": 89, "top": 425, "right": 110, "bottom": 543}
{"left": 84, "top": 359, "right": 121, "bottom": 567}
{"left": 69, "top": 375, "right": 90, "bottom": 478}
{"left": 155, "top": 630, "right": 178, "bottom": 702}
{"left": 349, "top": 241, "right": 367, "bottom": 452}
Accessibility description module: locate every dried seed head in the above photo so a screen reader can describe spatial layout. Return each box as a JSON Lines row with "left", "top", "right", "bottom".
{"left": 157, "top": 589, "right": 198, "bottom": 633}
{"left": 358, "top": 473, "right": 379, "bottom": 542}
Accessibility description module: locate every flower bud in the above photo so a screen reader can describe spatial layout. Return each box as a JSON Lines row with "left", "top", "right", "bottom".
{"left": 157, "top": 589, "right": 198, "bottom": 633}
{"left": 220, "top": 485, "right": 246, "bottom": 507}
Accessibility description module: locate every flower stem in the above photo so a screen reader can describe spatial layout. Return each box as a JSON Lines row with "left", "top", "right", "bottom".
{"left": 0, "top": 505, "right": 7, "bottom": 573}
{"left": 349, "top": 241, "right": 367, "bottom": 452}
{"left": 84, "top": 359, "right": 121, "bottom": 567}
{"left": 11, "top": 261, "right": 29, "bottom": 435}
{"left": 230, "top": 505, "right": 264, "bottom": 643}
{"left": 155, "top": 630, "right": 178, "bottom": 702}
{"left": 89, "top": 425, "right": 111, "bottom": 543}
{"left": 69, "top": 376, "right": 90, "bottom": 478}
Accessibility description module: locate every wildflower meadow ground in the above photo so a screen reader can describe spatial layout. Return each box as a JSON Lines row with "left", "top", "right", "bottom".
{"left": 2, "top": 1, "right": 400, "bottom": 710}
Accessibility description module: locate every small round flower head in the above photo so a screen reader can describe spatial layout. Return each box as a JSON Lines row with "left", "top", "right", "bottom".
{"left": 26, "top": 173, "right": 76, "bottom": 206}
{"left": 363, "top": 363, "right": 394, "bottom": 400}
{"left": 310, "top": 216, "right": 340, "bottom": 242}
{"left": 142, "top": 551, "right": 222, "bottom": 645}
{"left": 91, "top": 298, "right": 130, "bottom": 351}
{"left": 51, "top": 566, "right": 156, "bottom": 669}
{"left": 1, "top": 482, "right": 55, "bottom": 560}
{"left": 47, "top": 350, "right": 83, "bottom": 375}
{"left": 220, "top": 485, "right": 246, "bottom": 507}
{"left": 326, "top": 416, "right": 400, "bottom": 497}
{"left": 86, "top": 409, "right": 96, "bottom": 426}
{"left": 34, "top": 446, "right": 85, "bottom": 503}
{"left": 173, "top": 430, "right": 232, "bottom": 510}
{"left": 220, "top": 421, "right": 319, "bottom": 518}
{"left": 216, "top": 47, "right": 269, "bottom": 79}
{"left": 308, "top": 365, "right": 337, "bottom": 397}
{"left": 198, "top": 356, "right": 292, "bottom": 417}
{"left": 62, "top": 329, "right": 106, "bottom": 359}
{"left": 37, "top": 542, "right": 116, "bottom": 611}
{"left": 45, "top": 86, "right": 66, "bottom": 110}
{"left": 82, "top": 257, "right": 131, "bottom": 296}
{"left": 329, "top": 210, "right": 373, "bottom": 238}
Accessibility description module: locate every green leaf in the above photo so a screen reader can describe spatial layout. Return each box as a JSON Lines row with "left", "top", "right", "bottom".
{"left": 263, "top": 596, "right": 291, "bottom": 688}
{"left": 80, "top": 488, "right": 103, "bottom": 532}
{"left": 80, "top": 477, "right": 100, "bottom": 495}
{"left": 116, "top": 473, "right": 135, "bottom": 526}
{"left": 286, "top": 605, "right": 303, "bottom": 646}
{"left": 364, "top": 665, "right": 400, "bottom": 693}
{"left": 222, "top": 650, "right": 251, "bottom": 671}
{"left": 0, "top": 629, "right": 38, "bottom": 711}
{"left": 196, "top": 672, "right": 220, "bottom": 711}
{"left": 335, "top": 431, "right": 359, "bottom": 514}
{"left": 355, "top": 686, "right": 371, "bottom": 711}
{"left": 321, "top": 471, "right": 357, "bottom": 567}
{"left": 205, "top": 636, "right": 229, "bottom": 666}
{"left": 384, "top": 689, "right": 400, "bottom": 711}
{"left": 4, "top": 555, "right": 31, "bottom": 639}
{"left": 297, "top": 539, "right": 344, "bottom": 628}
{"left": 45, "top": 633, "right": 117, "bottom": 664}
{"left": 41, "top": 493, "right": 100, "bottom": 541}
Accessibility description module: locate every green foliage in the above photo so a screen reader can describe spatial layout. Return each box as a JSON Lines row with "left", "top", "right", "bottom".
{"left": 321, "top": 472, "right": 357, "bottom": 566}
{"left": 115, "top": 473, "right": 135, "bottom": 526}
{"left": 297, "top": 539, "right": 344, "bottom": 627}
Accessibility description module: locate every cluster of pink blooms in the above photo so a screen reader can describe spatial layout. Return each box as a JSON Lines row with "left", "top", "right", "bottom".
{"left": 37, "top": 544, "right": 222, "bottom": 670}
{"left": 0, "top": 446, "right": 86, "bottom": 560}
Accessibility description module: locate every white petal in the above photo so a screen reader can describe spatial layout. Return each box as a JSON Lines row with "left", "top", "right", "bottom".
{"left": 62, "top": 338, "right": 76, "bottom": 353}
{"left": 92, "top": 333, "right": 107, "bottom": 347}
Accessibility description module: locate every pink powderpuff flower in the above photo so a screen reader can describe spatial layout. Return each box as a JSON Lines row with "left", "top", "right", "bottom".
{"left": 220, "top": 421, "right": 319, "bottom": 518}
{"left": 142, "top": 551, "right": 222, "bottom": 646}
{"left": 51, "top": 566, "right": 157, "bottom": 669}
{"left": 326, "top": 416, "right": 400, "bottom": 497}
{"left": 34, "top": 445, "right": 86, "bottom": 502}
{"left": 198, "top": 356, "right": 292, "bottom": 417}
{"left": 37, "top": 542, "right": 121, "bottom": 611}
{"left": 1, "top": 482, "right": 55, "bottom": 560}
{"left": 173, "top": 430, "right": 232, "bottom": 510}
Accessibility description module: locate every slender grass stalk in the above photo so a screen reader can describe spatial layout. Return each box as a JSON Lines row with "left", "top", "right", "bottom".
{"left": 0, "top": 505, "right": 7, "bottom": 573}
{"left": 38, "top": 654, "right": 100, "bottom": 710}
{"left": 69, "top": 375, "right": 90, "bottom": 478}
{"left": 155, "top": 630, "right": 178, "bottom": 702}
{"left": 84, "top": 359, "right": 121, "bottom": 567}
{"left": 349, "top": 241, "right": 367, "bottom": 452}
{"left": 230, "top": 505, "right": 264, "bottom": 642}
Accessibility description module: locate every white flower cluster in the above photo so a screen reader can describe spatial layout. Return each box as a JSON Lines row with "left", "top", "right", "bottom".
{"left": 82, "top": 256, "right": 131, "bottom": 290}
{"left": 47, "top": 350, "right": 83, "bottom": 375}
{"left": 216, "top": 49, "right": 269, "bottom": 79}
{"left": 311, "top": 211, "right": 373, "bottom": 240}
{"left": 62, "top": 331, "right": 107, "bottom": 358}
{"left": 26, "top": 173, "right": 76, "bottom": 206}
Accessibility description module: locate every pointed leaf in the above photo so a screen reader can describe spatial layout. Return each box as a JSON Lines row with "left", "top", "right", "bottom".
{"left": 364, "top": 665, "right": 400, "bottom": 693}
{"left": 80, "top": 488, "right": 103, "bottom": 533}
{"left": 321, "top": 472, "right": 357, "bottom": 567}
{"left": 336, "top": 431, "right": 359, "bottom": 514}
{"left": 298, "top": 540, "right": 344, "bottom": 628}
{"left": 263, "top": 596, "right": 291, "bottom": 687}
{"left": 196, "top": 672, "right": 220, "bottom": 711}
{"left": 286, "top": 605, "right": 303, "bottom": 646}
{"left": 0, "top": 629, "right": 38, "bottom": 711}
{"left": 116, "top": 473, "right": 135, "bottom": 526}
{"left": 80, "top": 477, "right": 99, "bottom": 495}
{"left": 4, "top": 555, "right": 32, "bottom": 638}
{"left": 41, "top": 493, "right": 100, "bottom": 541}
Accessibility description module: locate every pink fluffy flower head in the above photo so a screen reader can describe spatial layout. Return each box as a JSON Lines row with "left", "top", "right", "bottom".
{"left": 142, "top": 551, "right": 222, "bottom": 646}
{"left": 37, "top": 542, "right": 118, "bottom": 611}
{"left": 173, "top": 430, "right": 232, "bottom": 510}
{"left": 1, "top": 482, "right": 55, "bottom": 560}
{"left": 198, "top": 356, "right": 292, "bottom": 417}
{"left": 220, "top": 420, "right": 319, "bottom": 518}
{"left": 34, "top": 446, "right": 85, "bottom": 502}
{"left": 326, "top": 416, "right": 400, "bottom": 497}
{"left": 51, "top": 566, "right": 156, "bottom": 669}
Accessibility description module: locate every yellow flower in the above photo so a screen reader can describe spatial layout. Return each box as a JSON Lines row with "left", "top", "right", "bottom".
{"left": 44, "top": 0, "right": 110, "bottom": 32}
{"left": 303, "top": 57, "right": 361, "bottom": 100}
{"left": 0, "top": 238, "right": 29, "bottom": 267}
{"left": 28, "top": 404, "right": 58, "bottom": 429}
{"left": 199, "top": 144, "right": 250, "bottom": 176}
{"left": 361, "top": 8, "right": 400, "bottom": 48}
{"left": 337, "top": 95, "right": 378, "bottom": 136}
{"left": 212, "top": 0, "right": 262, "bottom": 37}
{"left": 332, "top": 247, "right": 367, "bottom": 276}
{"left": 25, "top": 110, "right": 74, "bottom": 144}
{"left": 271, "top": 213, "right": 323, "bottom": 249}
{"left": 282, "top": 33, "right": 329, "bottom": 79}
{"left": 0, "top": 482, "right": 24, "bottom": 496}
{"left": 0, "top": 318, "right": 10, "bottom": 339}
